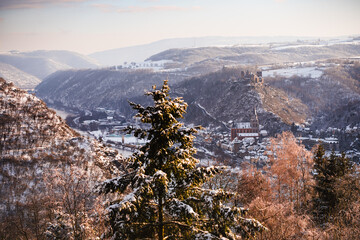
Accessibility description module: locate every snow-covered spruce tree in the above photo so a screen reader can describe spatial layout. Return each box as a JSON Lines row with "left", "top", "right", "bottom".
{"left": 98, "top": 80, "right": 266, "bottom": 240}
{"left": 312, "top": 145, "right": 354, "bottom": 224}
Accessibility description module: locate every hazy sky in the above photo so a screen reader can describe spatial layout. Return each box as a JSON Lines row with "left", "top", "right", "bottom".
{"left": 0, "top": 0, "right": 359, "bottom": 54}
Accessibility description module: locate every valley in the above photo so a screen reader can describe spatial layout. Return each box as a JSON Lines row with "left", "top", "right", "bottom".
{"left": 1, "top": 35, "right": 360, "bottom": 239}
{"left": 33, "top": 39, "right": 360, "bottom": 165}
{"left": 2, "top": 0, "right": 360, "bottom": 237}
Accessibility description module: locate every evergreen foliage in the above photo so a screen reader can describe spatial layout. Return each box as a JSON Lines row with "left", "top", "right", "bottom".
{"left": 312, "top": 145, "right": 353, "bottom": 224}
{"left": 98, "top": 80, "right": 266, "bottom": 240}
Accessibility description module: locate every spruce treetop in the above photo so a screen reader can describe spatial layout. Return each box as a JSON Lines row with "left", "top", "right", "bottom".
{"left": 99, "top": 80, "right": 266, "bottom": 240}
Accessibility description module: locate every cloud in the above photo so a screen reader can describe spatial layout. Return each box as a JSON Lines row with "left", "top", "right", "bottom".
{"left": 139, "top": 0, "right": 160, "bottom": 2}
{"left": 0, "top": 0, "right": 88, "bottom": 10}
{"left": 91, "top": 3, "right": 113, "bottom": 13}
{"left": 116, "top": 5, "right": 185, "bottom": 13}
{"left": 91, "top": 3, "right": 201, "bottom": 14}
{"left": 116, "top": 5, "right": 201, "bottom": 13}
{"left": 0, "top": 17, "right": 3, "bottom": 22}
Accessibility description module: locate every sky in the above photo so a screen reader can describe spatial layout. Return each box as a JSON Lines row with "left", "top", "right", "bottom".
{"left": 0, "top": 0, "right": 359, "bottom": 54}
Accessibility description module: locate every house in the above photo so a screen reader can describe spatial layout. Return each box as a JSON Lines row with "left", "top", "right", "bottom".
{"left": 230, "top": 109, "right": 260, "bottom": 141}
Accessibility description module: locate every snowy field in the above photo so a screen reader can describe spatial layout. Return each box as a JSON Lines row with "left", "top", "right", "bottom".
{"left": 271, "top": 38, "right": 360, "bottom": 51}
{"left": 104, "top": 134, "right": 147, "bottom": 145}
{"left": 262, "top": 67, "right": 323, "bottom": 78}
{"left": 51, "top": 108, "right": 74, "bottom": 120}
{"left": 119, "top": 60, "right": 174, "bottom": 71}
{"left": 116, "top": 149, "right": 133, "bottom": 158}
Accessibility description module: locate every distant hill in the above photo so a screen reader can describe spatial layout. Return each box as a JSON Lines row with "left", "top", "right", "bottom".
{"left": 147, "top": 40, "right": 360, "bottom": 68}
{"left": 0, "top": 62, "right": 41, "bottom": 89}
{"left": 267, "top": 63, "right": 360, "bottom": 130}
{"left": 35, "top": 62, "right": 360, "bottom": 134}
{"left": 34, "top": 67, "right": 305, "bottom": 134}
{"left": 35, "top": 68, "right": 187, "bottom": 116}
{"left": 172, "top": 68, "right": 307, "bottom": 134}
{"left": 0, "top": 50, "right": 99, "bottom": 79}
{"left": 22, "top": 50, "right": 99, "bottom": 69}
{"left": 172, "top": 64, "right": 360, "bottom": 131}
{"left": 89, "top": 36, "right": 317, "bottom": 66}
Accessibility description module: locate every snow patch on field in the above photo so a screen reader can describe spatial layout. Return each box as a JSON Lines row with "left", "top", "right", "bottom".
{"left": 50, "top": 108, "right": 74, "bottom": 120}
{"left": 103, "top": 135, "right": 147, "bottom": 145}
{"left": 272, "top": 44, "right": 325, "bottom": 51}
{"left": 271, "top": 38, "right": 360, "bottom": 51}
{"left": 262, "top": 67, "right": 323, "bottom": 78}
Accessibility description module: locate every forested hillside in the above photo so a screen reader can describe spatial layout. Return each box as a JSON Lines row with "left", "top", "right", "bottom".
{"left": 266, "top": 62, "right": 360, "bottom": 129}
{"left": 148, "top": 42, "right": 360, "bottom": 69}
{"left": 36, "top": 68, "right": 187, "bottom": 116}
{"left": 0, "top": 78, "right": 123, "bottom": 239}
{"left": 173, "top": 67, "right": 309, "bottom": 133}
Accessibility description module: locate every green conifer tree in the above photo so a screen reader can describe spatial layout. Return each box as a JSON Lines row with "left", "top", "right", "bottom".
{"left": 98, "top": 80, "right": 266, "bottom": 240}
{"left": 312, "top": 145, "right": 353, "bottom": 224}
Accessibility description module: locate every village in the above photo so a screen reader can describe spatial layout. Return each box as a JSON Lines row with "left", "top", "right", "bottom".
{"left": 64, "top": 70, "right": 360, "bottom": 166}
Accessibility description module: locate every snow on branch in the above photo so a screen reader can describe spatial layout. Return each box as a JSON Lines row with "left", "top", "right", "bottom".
{"left": 167, "top": 198, "right": 199, "bottom": 219}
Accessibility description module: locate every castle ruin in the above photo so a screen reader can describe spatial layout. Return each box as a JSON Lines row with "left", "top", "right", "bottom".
{"left": 240, "top": 70, "right": 264, "bottom": 85}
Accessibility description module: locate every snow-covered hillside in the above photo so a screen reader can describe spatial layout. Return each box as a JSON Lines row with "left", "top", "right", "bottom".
{"left": 0, "top": 62, "right": 41, "bottom": 89}
{"left": 0, "top": 50, "right": 99, "bottom": 80}
{"left": 0, "top": 77, "right": 124, "bottom": 238}
{"left": 146, "top": 37, "right": 360, "bottom": 71}
{"left": 0, "top": 76, "right": 122, "bottom": 171}
{"left": 89, "top": 36, "right": 319, "bottom": 66}
{"left": 262, "top": 66, "right": 323, "bottom": 78}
